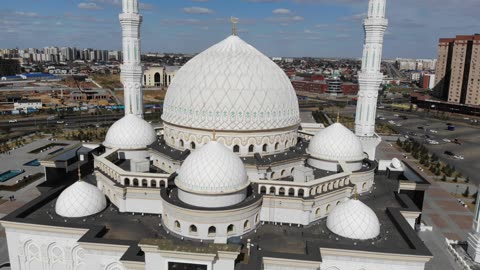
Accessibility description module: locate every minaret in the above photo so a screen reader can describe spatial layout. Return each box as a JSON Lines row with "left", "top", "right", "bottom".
{"left": 468, "top": 188, "right": 480, "bottom": 262}
{"left": 354, "top": 0, "right": 388, "bottom": 160}
{"left": 119, "top": 0, "right": 143, "bottom": 118}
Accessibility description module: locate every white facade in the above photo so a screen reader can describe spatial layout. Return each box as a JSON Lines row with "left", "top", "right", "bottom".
{"left": 119, "top": 0, "right": 144, "bottom": 118}
{"left": 13, "top": 100, "right": 42, "bottom": 111}
{"left": 355, "top": 0, "right": 388, "bottom": 160}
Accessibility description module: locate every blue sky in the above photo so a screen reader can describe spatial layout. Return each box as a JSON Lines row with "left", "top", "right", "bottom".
{"left": 1, "top": 0, "right": 479, "bottom": 58}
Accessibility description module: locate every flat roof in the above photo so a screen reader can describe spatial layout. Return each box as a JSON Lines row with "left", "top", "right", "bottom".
{"left": 2, "top": 172, "right": 431, "bottom": 268}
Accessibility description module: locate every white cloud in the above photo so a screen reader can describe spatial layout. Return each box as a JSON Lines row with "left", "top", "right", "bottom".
{"left": 265, "top": 15, "right": 304, "bottom": 23}
{"left": 272, "top": 8, "right": 291, "bottom": 15}
{"left": 183, "top": 7, "right": 214, "bottom": 14}
{"left": 78, "top": 3, "right": 103, "bottom": 10}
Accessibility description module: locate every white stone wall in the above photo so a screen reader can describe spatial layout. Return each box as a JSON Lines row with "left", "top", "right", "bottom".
{"left": 321, "top": 254, "right": 427, "bottom": 270}
{"left": 4, "top": 226, "right": 127, "bottom": 270}
{"left": 163, "top": 122, "right": 298, "bottom": 157}
{"left": 349, "top": 170, "right": 375, "bottom": 194}
{"left": 178, "top": 189, "right": 247, "bottom": 208}
{"left": 150, "top": 152, "right": 181, "bottom": 174}
{"left": 162, "top": 197, "right": 261, "bottom": 243}
{"left": 260, "top": 188, "right": 350, "bottom": 225}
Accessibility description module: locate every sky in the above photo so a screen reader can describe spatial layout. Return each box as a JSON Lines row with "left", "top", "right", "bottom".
{"left": 1, "top": 0, "right": 479, "bottom": 59}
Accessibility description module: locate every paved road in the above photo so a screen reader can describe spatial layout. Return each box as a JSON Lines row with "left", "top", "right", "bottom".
{"left": 0, "top": 114, "right": 124, "bottom": 129}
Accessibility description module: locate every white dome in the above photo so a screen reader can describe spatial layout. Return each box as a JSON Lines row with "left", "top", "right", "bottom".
{"left": 104, "top": 114, "right": 157, "bottom": 150}
{"left": 327, "top": 199, "right": 380, "bottom": 240}
{"left": 55, "top": 181, "right": 107, "bottom": 218}
{"left": 162, "top": 35, "right": 300, "bottom": 131}
{"left": 391, "top": 158, "right": 403, "bottom": 169}
{"left": 175, "top": 141, "right": 249, "bottom": 194}
{"left": 308, "top": 123, "right": 364, "bottom": 162}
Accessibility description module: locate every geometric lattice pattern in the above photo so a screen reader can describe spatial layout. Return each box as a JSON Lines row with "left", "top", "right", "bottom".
{"left": 104, "top": 114, "right": 157, "bottom": 150}
{"left": 55, "top": 181, "right": 107, "bottom": 218}
{"left": 162, "top": 35, "right": 300, "bottom": 131}
{"left": 326, "top": 199, "right": 380, "bottom": 240}
{"left": 308, "top": 123, "right": 364, "bottom": 162}
{"left": 176, "top": 142, "right": 249, "bottom": 194}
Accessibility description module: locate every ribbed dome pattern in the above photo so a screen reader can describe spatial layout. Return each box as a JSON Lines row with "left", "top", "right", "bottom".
{"left": 308, "top": 123, "right": 364, "bottom": 162}
{"left": 327, "top": 199, "right": 380, "bottom": 240}
{"left": 162, "top": 35, "right": 300, "bottom": 131}
{"left": 104, "top": 114, "right": 157, "bottom": 150}
{"left": 55, "top": 181, "right": 107, "bottom": 218}
{"left": 175, "top": 141, "right": 249, "bottom": 194}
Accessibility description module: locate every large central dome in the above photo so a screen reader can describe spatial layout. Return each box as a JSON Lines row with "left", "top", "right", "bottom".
{"left": 162, "top": 35, "right": 300, "bottom": 131}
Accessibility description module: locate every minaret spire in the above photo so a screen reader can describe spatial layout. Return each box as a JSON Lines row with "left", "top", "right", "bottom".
{"left": 354, "top": 0, "right": 388, "bottom": 160}
{"left": 119, "top": 0, "right": 144, "bottom": 118}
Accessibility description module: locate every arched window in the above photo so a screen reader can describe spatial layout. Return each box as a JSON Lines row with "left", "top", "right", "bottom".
{"left": 260, "top": 186, "right": 267, "bottom": 194}
{"left": 336, "top": 201, "right": 341, "bottom": 206}
{"left": 124, "top": 178, "right": 130, "bottom": 186}
{"left": 154, "top": 72, "right": 161, "bottom": 86}
{"left": 262, "top": 144, "right": 268, "bottom": 152}
{"left": 315, "top": 208, "right": 321, "bottom": 217}
{"left": 151, "top": 180, "right": 157, "bottom": 188}
{"left": 233, "top": 145, "right": 240, "bottom": 153}
{"left": 179, "top": 140, "right": 184, "bottom": 148}
{"left": 244, "top": 220, "right": 251, "bottom": 231}
{"left": 255, "top": 214, "right": 260, "bottom": 223}
{"left": 279, "top": 187, "right": 285, "bottom": 196}
{"left": 133, "top": 179, "right": 139, "bottom": 186}
{"left": 362, "top": 182, "right": 367, "bottom": 190}
{"left": 248, "top": 145, "right": 254, "bottom": 153}
{"left": 281, "top": 169, "right": 286, "bottom": 176}
{"left": 288, "top": 188, "right": 295, "bottom": 196}
{"left": 285, "top": 141, "right": 289, "bottom": 149}
{"left": 275, "top": 142, "right": 280, "bottom": 151}
{"left": 326, "top": 204, "right": 331, "bottom": 213}
{"left": 208, "top": 226, "right": 216, "bottom": 237}
{"left": 174, "top": 221, "right": 181, "bottom": 231}
{"left": 190, "top": 142, "right": 196, "bottom": 150}
{"left": 189, "top": 225, "right": 197, "bottom": 234}
{"left": 298, "top": 189, "right": 304, "bottom": 197}
{"left": 142, "top": 179, "right": 148, "bottom": 187}
{"left": 269, "top": 186, "right": 276, "bottom": 194}
{"left": 271, "top": 172, "right": 276, "bottom": 179}
{"left": 227, "top": 224, "right": 235, "bottom": 235}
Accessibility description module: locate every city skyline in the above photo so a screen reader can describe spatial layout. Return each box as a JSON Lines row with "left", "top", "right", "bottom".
{"left": 0, "top": 0, "right": 479, "bottom": 58}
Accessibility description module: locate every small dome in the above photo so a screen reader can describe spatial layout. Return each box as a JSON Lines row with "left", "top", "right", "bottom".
{"left": 308, "top": 123, "right": 364, "bottom": 162}
{"left": 162, "top": 35, "right": 300, "bottom": 131}
{"left": 391, "top": 158, "right": 403, "bottom": 169}
{"left": 327, "top": 199, "right": 380, "bottom": 240}
{"left": 104, "top": 114, "right": 157, "bottom": 150}
{"left": 56, "top": 181, "right": 107, "bottom": 218}
{"left": 175, "top": 141, "right": 249, "bottom": 194}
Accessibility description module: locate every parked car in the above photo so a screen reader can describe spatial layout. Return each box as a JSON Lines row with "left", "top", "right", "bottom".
{"left": 443, "top": 138, "right": 451, "bottom": 143}
{"left": 429, "top": 129, "right": 438, "bottom": 133}
{"left": 454, "top": 155, "right": 464, "bottom": 160}
{"left": 444, "top": 151, "right": 454, "bottom": 156}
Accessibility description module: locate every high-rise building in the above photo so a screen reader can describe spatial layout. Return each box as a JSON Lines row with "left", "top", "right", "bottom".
{"left": 354, "top": 0, "right": 388, "bottom": 160}
{"left": 434, "top": 34, "right": 480, "bottom": 105}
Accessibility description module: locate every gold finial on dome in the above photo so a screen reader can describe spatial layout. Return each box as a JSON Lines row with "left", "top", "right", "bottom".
{"left": 231, "top": 16, "right": 239, "bottom": 36}
{"left": 212, "top": 129, "right": 217, "bottom": 141}
{"left": 353, "top": 186, "right": 359, "bottom": 200}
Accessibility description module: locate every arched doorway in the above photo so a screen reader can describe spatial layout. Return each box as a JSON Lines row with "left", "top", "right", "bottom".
{"left": 154, "top": 72, "right": 161, "bottom": 86}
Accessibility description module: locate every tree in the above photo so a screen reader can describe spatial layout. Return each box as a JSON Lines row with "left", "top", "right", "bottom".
{"left": 396, "top": 138, "right": 402, "bottom": 147}
{"left": 466, "top": 177, "right": 470, "bottom": 183}
{"left": 463, "top": 186, "right": 470, "bottom": 198}
{"left": 472, "top": 191, "right": 478, "bottom": 200}
{"left": 441, "top": 175, "right": 447, "bottom": 182}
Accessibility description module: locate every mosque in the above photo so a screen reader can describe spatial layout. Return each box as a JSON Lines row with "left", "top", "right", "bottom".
{"left": 1, "top": 0, "right": 434, "bottom": 269}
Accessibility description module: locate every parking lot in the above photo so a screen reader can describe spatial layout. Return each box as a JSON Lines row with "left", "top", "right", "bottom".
{"left": 377, "top": 110, "right": 480, "bottom": 185}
